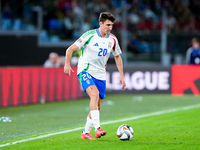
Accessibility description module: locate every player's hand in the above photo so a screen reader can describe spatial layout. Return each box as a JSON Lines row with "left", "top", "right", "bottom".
{"left": 119, "top": 76, "right": 126, "bottom": 90}
{"left": 64, "top": 64, "right": 74, "bottom": 76}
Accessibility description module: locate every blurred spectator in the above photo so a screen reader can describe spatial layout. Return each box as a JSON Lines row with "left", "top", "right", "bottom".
{"left": 72, "top": 0, "right": 84, "bottom": 21}
{"left": 189, "top": 0, "right": 200, "bottom": 16}
{"left": 2, "top": 3, "right": 12, "bottom": 19}
{"left": 43, "top": 52, "right": 65, "bottom": 68}
{"left": 175, "top": 16, "right": 185, "bottom": 32}
{"left": 166, "top": 14, "right": 177, "bottom": 32}
{"left": 59, "top": 0, "right": 72, "bottom": 11}
{"left": 2, "top": 0, "right": 200, "bottom": 51}
{"left": 186, "top": 15, "right": 196, "bottom": 33}
{"left": 63, "top": 10, "right": 74, "bottom": 39}
{"left": 145, "top": 17, "right": 156, "bottom": 31}
{"left": 137, "top": 35, "right": 150, "bottom": 53}
{"left": 127, "top": 32, "right": 150, "bottom": 53}
{"left": 128, "top": 7, "right": 140, "bottom": 25}
{"left": 42, "top": 0, "right": 50, "bottom": 29}
{"left": 71, "top": 17, "right": 82, "bottom": 39}
{"left": 143, "top": 5, "right": 157, "bottom": 20}
{"left": 186, "top": 37, "right": 200, "bottom": 64}
{"left": 128, "top": 7, "right": 140, "bottom": 31}
{"left": 111, "top": 9, "right": 122, "bottom": 41}
{"left": 138, "top": 14, "right": 147, "bottom": 33}
{"left": 3, "top": 0, "right": 200, "bottom": 35}
{"left": 181, "top": 0, "right": 189, "bottom": 6}
{"left": 79, "top": 16, "right": 91, "bottom": 35}
{"left": 23, "top": 0, "right": 33, "bottom": 24}
{"left": 150, "top": 0, "right": 162, "bottom": 15}
{"left": 195, "top": 14, "right": 200, "bottom": 31}
{"left": 127, "top": 33, "right": 139, "bottom": 54}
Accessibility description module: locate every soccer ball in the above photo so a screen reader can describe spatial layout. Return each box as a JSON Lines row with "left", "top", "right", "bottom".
{"left": 116, "top": 124, "right": 134, "bottom": 141}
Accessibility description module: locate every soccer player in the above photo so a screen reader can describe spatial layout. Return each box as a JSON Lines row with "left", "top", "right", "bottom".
{"left": 186, "top": 37, "right": 200, "bottom": 64}
{"left": 64, "top": 12, "right": 126, "bottom": 140}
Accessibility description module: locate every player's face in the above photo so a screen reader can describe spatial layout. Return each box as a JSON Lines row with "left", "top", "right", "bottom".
{"left": 50, "top": 56, "right": 57, "bottom": 64}
{"left": 193, "top": 42, "right": 200, "bottom": 49}
{"left": 100, "top": 19, "right": 114, "bottom": 36}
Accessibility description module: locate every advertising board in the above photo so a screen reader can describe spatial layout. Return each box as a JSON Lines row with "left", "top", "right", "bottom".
{"left": 106, "top": 66, "right": 171, "bottom": 94}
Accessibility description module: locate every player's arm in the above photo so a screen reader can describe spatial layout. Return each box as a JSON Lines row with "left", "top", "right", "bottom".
{"left": 185, "top": 48, "right": 192, "bottom": 64}
{"left": 64, "top": 44, "right": 79, "bottom": 76}
{"left": 114, "top": 55, "right": 126, "bottom": 89}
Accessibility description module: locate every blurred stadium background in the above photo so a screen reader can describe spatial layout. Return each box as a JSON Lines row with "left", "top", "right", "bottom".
{"left": 1, "top": 0, "right": 200, "bottom": 66}
{"left": 0, "top": 0, "right": 200, "bottom": 148}
{"left": 0, "top": 0, "right": 200, "bottom": 107}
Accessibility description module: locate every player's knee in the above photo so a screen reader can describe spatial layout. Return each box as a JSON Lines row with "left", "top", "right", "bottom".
{"left": 90, "top": 90, "right": 99, "bottom": 101}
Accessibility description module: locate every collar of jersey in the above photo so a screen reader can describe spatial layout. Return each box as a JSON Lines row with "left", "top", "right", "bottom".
{"left": 96, "top": 29, "right": 110, "bottom": 38}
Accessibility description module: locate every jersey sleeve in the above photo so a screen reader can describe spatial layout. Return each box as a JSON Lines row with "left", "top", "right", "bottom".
{"left": 74, "top": 35, "right": 86, "bottom": 50}
{"left": 111, "top": 37, "right": 122, "bottom": 56}
{"left": 185, "top": 47, "right": 192, "bottom": 64}
{"left": 74, "top": 30, "right": 96, "bottom": 50}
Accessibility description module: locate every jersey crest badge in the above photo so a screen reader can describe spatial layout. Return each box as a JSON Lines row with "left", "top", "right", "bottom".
{"left": 86, "top": 80, "right": 91, "bottom": 84}
{"left": 108, "top": 42, "right": 112, "bottom": 48}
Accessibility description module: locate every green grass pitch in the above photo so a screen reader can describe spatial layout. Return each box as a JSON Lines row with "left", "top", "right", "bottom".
{"left": 0, "top": 94, "right": 200, "bottom": 149}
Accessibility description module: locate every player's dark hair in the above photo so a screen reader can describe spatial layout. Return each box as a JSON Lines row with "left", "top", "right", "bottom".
{"left": 99, "top": 12, "right": 116, "bottom": 23}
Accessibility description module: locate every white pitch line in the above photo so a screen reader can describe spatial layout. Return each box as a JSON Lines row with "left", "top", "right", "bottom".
{"left": 1, "top": 103, "right": 200, "bottom": 148}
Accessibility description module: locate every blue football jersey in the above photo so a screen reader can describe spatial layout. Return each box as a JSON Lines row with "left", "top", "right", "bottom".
{"left": 190, "top": 48, "right": 200, "bottom": 64}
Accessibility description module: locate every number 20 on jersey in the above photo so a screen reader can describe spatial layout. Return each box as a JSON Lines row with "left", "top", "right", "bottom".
{"left": 98, "top": 48, "right": 107, "bottom": 56}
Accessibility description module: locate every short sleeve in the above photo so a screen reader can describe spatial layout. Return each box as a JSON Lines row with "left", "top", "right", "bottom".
{"left": 111, "top": 37, "right": 122, "bottom": 56}
{"left": 74, "top": 36, "right": 85, "bottom": 50}
{"left": 74, "top": 30, "right": 96, "bottom": 50}
{"left": 185, "top": 47, "right": 192, "bottom": 64}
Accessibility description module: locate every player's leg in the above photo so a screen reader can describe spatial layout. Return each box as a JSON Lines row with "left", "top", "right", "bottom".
{"left": 81, "top": 111, "right": 94, "bottom": 140}
{"left": 92, "top": 78, "right": 107, "bottom": 138}
{"left": 78, "top": 72, "right": 98, "bottom": 140}
{"left": 81, "top": 85, "right": 100, "bottom": 140}
{"left": 82, "top": 112, "right": 93, "bottom": 134}
{"left": 86, "top": 85, "right": 99, "bottom": 110}
{"left": 94, "top": 98, "right": 107, "bottom": 138}
{"left": 84, "top": 83, "right": 107, "bottom": 139}
{"left": 83, "top": 98, "right": 102, "bottom": 136}
{"left": 98, "top": 98, "right": 103, "bottom": 111}
{"left": 86, "top": 85, "right": 101, "bottom": 129}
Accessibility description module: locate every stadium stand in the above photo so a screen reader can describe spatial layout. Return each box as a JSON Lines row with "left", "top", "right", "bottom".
{"left": 1, "top": 0, "right": 200, "bottom": 64}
